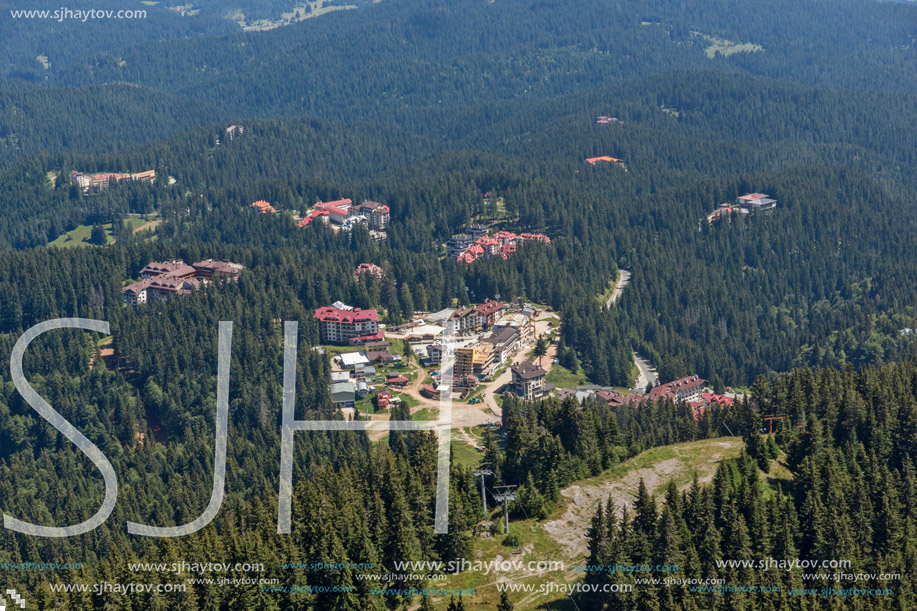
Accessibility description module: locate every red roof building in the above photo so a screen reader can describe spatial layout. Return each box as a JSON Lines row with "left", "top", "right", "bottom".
{"left": 648, "top": 376, "right": 706, "bottom": 403}
{"left": 354, "top": 263, "right": 386, "bottom": 282}
{"left": 499, "top": 243, "right": 518, "bottom": 259}
{"left": 386, "top": 375, "right": 409, "bottom": 387}
{"left": 314, "top": 305, "right": 380, "bottom": 344}
{"left": 374, "top": 391, "right": 393, "bottom": 410}
{"left": 702, "top": 392, "right": 735, "bottom": 407}
{"left": 250, "top": 200, "right": 277, "bottom": 214}
{"left": 315, "top": 199, "right": 353, "bottom": 211}
{"left": 326, "top": 206, "right": 349, "bottom": 224}
{"left": 475, "top": 300, "right": 505, "bottom": 326}
{"left": 139, "top": 260, "right": 197, "bottom": 279}
{"left": 298, "top": 209, "right": 330, "bottom": 227}
{"left": 348, "top": 331, "right": 385, "bottom": 345}
{"left": 493, "top": 231, "right": 519, "bottom": 244}
{"left": 421, "top": 384, "right": 440, "bottom": 399}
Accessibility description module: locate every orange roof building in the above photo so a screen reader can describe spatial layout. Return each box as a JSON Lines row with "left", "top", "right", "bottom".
{"left": 250, "top": 200, "right": 277, "bottom": 214}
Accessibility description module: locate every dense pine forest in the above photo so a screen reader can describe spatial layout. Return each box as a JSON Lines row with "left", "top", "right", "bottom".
{"left": 0, "top": 0, "right": 915, "bottom": 607}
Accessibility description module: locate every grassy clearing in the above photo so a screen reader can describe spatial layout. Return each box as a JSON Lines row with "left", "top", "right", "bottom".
{"left": 239, "top": 0, "right": 357, "bottom": 31}
{"left": 693, "top": 32, "right": 763, "bottom": 58}
{"left": 393, "top": 392, "right": 419, "bottom": 409}
{"left": 450, "top": 438, "right": 483, "bottom": 467}
{"left": 133, "top": 218, "right": 162, "bottom": 234}
{"left": 49, "top": 223, "right": 111, "bottom": 247}
{"left": 49, "top": 216, "right": 157, "bottom": 248}
{"left": 544, "top": 363, "right": 588, "bottom": 388}
{"left": 412, "top": 407, "right": 437, "bottom": 421}
{"left": 320, "top": 344, "right": 366, "bottom": 354}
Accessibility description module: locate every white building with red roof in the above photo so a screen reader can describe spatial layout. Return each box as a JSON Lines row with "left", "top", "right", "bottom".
{"left": 648, "top": 376, "right": 706, "bottom": 403}
{"left": 314, "top": 305, "right": 380, "bottom": 344}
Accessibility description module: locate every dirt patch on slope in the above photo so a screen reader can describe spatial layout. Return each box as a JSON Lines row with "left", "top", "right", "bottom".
{"left": 543, "top": 439, "right": 740, "bottom": 559}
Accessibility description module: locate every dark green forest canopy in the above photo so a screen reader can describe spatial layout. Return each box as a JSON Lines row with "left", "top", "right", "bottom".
{"left": 1, "top": 64, "right": 915, "bottom": 385}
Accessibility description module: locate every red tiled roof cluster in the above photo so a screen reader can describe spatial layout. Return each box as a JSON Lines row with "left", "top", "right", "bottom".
{"left": 498, "top": 243, "right": 518, "bottom": 259}
{"left": 140, "top": 260, "right": 196, "bottom": 278}
{"left": 455, "top": 228, "right": 550, "bottom": 264}
{"left": 250, "top": 200, "right": 277, "bottom": 214}
{"left": 314, "top": 306, "right": 379, "bottom": 324}
{"left": 648, "top": 376, "right": 706, "bottom": 400}
{"left": 475, "top": 300, "right": 504, "bottom": 316}
{"left": 354, "top": 263, "right": 385, "bottom": 281}
{"left": 702, "top": 392, "right": 735, "bottom": 407}
{"left": 298, "top": 209, "right": 330, "bottom": 226}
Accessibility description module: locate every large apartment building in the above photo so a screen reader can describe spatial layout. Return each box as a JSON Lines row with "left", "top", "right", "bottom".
{"left": 511, "top": 360, "right": 548, "bottom": 400}
{"left": 123, "top": 259, "right": 243, "bottom": 306}
{"left": 124, "top": 276, "right": 204, "bottom": 306}
{"left": 455, "top": 343, "right": 494, "bottom": 378}
{"left": 72, "top": 170, "right": 157, "bottom": 192}
{"left": 495, "top": 311, "right": 535, "bottom": 348}
{"left": 356, "top": 201, "right": 391, "bottom": 230}
{"left": 648, "top": 376, "right": 706, "bottom": 403}
{"left": 482, "top": 325, "right": 519, "bottom": 366}
{"left": 314, "top": 304, "right": 381, "bottom": 344}
{"left": 447, "top": 234, "right": 473, "bottom": 259}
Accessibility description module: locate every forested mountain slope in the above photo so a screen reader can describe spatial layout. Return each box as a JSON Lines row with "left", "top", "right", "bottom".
{"left": 1, "top": 62, "right": 915, "bottom": 385}
{"left": 0, "top": 84, "right": 228, "bottom": 158}
{"left": 0, "top": 0, "right": 233, "bottom": 81}
{"left": 45, "top": 0, "right": 916, "bottom": 122}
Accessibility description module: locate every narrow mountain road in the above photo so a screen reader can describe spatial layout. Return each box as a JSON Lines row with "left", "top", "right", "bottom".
{"left": 604, "top": 269, "right": 631, "bottom": 307}
{"left": 633, "top": 352, "right": 659, "bottom": 391}
{"left": 601, "top": 269, "right": 661, "bottom": 390}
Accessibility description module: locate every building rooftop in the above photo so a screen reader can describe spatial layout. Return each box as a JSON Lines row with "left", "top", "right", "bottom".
{"left": 484, "top": 326, "right": 518, "bottom": 345}
{"left": 339, "top": 352, "right": 370, "bottom": 367}
{"left": 193, "top": 259, "right": 244, "bottom": 275}
{"left": 331, "top": 381, "right": 355, "bottom": 393}
{"left": 140, "top": 260, "right": 196, "bottom": 278}
{"left": 511, "top": 360, "right": 547, "bottom": 380}
{"left": 314, "top": 306, "right": 379, "bottom": 324}
{"left": 648, "top": 376, "right": 706, "bottom": 400}
{"left": 316, "top": 199, "right": 353, "bottom": 210}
